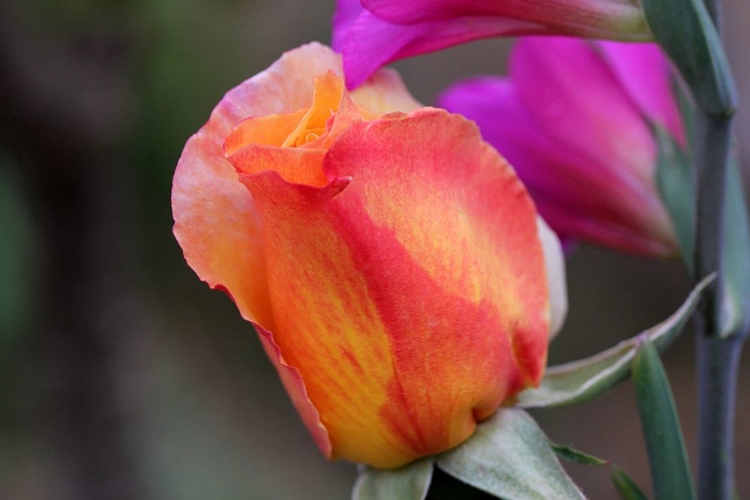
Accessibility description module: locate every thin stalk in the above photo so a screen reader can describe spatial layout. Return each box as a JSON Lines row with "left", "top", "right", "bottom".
{"left": 691, "top": 1, "right": 745, "bottom": 496}
{"left": 692, "top": 113, "right": 731, "bottom": 329}
{"left": 696, "top": 333, "right": 743, "bottom": 500}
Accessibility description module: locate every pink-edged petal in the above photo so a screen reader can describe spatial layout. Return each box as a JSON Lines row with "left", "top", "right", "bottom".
{"left": 172, "top": 42, "right": 350, "bottom": 459}
{"left": 598, "top": 41, "right": 686, "bottom": 145}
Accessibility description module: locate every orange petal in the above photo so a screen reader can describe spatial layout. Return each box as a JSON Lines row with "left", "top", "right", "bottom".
{"left": 224, "top": 109, "right": 308, "bottom": 155}
{"left": 227, "top": 145, "right": 329, "bottom": 187}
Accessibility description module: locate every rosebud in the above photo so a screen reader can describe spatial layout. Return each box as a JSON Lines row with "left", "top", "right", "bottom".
{"left": 172, "top": 43, "right": 566, "bottom": 468}
{"left": 440, "top": 38, "right": 683, "bottom": 256}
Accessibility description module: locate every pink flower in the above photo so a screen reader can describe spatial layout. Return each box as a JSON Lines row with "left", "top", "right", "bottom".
{"left": 332, "top": 0, "right": 651, "bottom": 88}
{"left": 439, "top": 38, "right": 683, "bottom": 256}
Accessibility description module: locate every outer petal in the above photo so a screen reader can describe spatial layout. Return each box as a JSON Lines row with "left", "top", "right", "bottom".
{"left": 172, "top": 43, "right": 346, "bottom": 461}
{"left": 173, "top": 42, "right": 349, "bottom": 327}
{"left": 239, "top": 109, "right": 549, "bottom": 468}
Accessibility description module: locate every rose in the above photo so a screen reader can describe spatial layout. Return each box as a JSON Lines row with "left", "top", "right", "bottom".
{"left": 440, "top": 38, "right": 683, "bottom": 256}
{"left": 172, "top": 42, "right": 567, "bottom": 468}
{"left": 332, "top": 0, "right": 652, "bottom": 88}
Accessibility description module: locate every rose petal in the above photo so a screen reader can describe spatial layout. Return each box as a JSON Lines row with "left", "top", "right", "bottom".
{"left": 172, "top": 43, "right": 352, "bottom": 461}
{"left": 239, "top": 108, "right": 549, "bottom": 467}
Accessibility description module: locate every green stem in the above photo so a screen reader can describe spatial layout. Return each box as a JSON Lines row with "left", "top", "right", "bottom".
{"left": 696, "top": 333, "right": 744, "bottom": 500}
{"left": 691, "top": 2, "right": 745, "bottom": 495}
{"left": 692, "top": 113, "right": 731, "bottom": 327}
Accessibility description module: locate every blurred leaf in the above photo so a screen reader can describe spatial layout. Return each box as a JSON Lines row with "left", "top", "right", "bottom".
{"left": 641, "top": 0, "right": 736, "bottom": 115}
{"left": 352, "top": 458, "right": 433, "bottom": 500}
{"left": 611, "top": 467, "right": 650, "bottom": 500}
{"left": 436, "top": 409, "right": 586, "bottom": 500}
{"left": 654, "top": 125, "right": 695, "bottom": 276}
{"left": 549, "top": 443, "right": 608, "bottom": 466}
{"left": 0, "top": 157, "right": 37, "bottom": 347}
{"left": 719, "top": 157, "right": 750, "bottom": 338}
{"left": 516, "top": 275, "right": 713, "bottom": 408}
{"left": 632, "top": 340, "right": 696, "bottom": 500}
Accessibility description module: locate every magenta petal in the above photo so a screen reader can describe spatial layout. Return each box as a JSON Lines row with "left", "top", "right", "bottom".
{"left": 331, "top": 0, "right": 365, "bottom": 53}
{"left": 598, "top": 41, "right": 686, "bottom": 145}
{"left": 340, "top": 11, "right": 543, "bottom": 89}
{"left": 362, "top": 0, "right": 509, "bottom": 22}
{"left": 511, "top": 37, "right": 656, "bottom": 182}
{"left": 363, "top": 0, "right": 647, "bottom": 31}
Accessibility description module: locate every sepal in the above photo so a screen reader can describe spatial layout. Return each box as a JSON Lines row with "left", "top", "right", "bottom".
{"left": 352, "top": 459, "right": 433, "bottom": 500}
{"left": 435, "top": 409, "right": 586, "bottom": 499}
{"left": 516, "top": 275, "right": 713, "bottom": 408}
{"left": 640, "top": 0, "right": 736, "bottom": 116}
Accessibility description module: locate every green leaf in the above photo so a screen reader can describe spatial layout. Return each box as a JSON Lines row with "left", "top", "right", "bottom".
{"left": 640, "top": 0, "right": 736, "bottom": 116}
{"left": 436, "top": 409, "right": 586, "bottom": 500}
{"left": 549, "top": 442, "right": 608, "bottom": 466}
{"left": 719, "top": 158, "right": 750, "bottom": 338}
{"left": 654, "top": 125, "right": 695, "bottom": 277}
{"left": 632, "top": 340, "right": 696, "bottom": 500}
{"left": 611, "top": 467, "right": 650, "bottom": 500}
{"left": 352, "top": 458, "right": 433, "bottom": 500}
{"left": 515, "top": 275, "right": 713, "bottom": 408}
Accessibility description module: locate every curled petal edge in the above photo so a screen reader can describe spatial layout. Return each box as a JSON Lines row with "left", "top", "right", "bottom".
{"left": 253, "top": 322, "right": 333, "bottom": 458}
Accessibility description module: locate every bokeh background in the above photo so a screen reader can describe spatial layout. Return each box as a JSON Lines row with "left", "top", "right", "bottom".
{"left": 1, "top": 1, "right": 749, "bottom": 499}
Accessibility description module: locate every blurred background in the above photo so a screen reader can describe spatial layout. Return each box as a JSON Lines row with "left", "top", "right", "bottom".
{"left": 0, "top": 1, "right": 748, "bottom": 498}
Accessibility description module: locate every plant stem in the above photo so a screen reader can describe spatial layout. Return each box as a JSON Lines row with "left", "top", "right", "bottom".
{"left": 692, "top": 113, "right": 731, "bottom": 327}
{"left": 691, "top": 1, "right": 745, "bottom": 496}
{"left": 696, "top": 332, "right": 743, "bottom": 500}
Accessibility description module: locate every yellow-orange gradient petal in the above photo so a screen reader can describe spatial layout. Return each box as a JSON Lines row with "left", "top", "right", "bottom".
{"left": 238, "top": 108, "right": 549, "bottom": 468}
{"left": 172, "top": 43, "right": 353, "bottom": 460}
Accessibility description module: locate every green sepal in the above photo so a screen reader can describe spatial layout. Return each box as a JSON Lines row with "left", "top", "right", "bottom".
{"left": 352, "top": 458, "right": 434, "bottom": 500}
{"left": 549, "top": 442, "right": 609, "bottom": 466}
{"left": 515, "top": 275, "right": 713, "bottom": 408}
{"left": 611, "top": 467, "right": 650, "bottom": 500}
{"left": 640, "top": 0, "right": 736, "bottom": 116}
{"left": 632, "top": 339, "right": 696, "bottom": 500}
{"left": 654, "top": 124, "right": 695, "bottom": 276}
{"left": 719, "top": 156, "right": 750, "bottom": 338}
{"left": 436, "top": 408, "right": 585, "bottom": 500}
